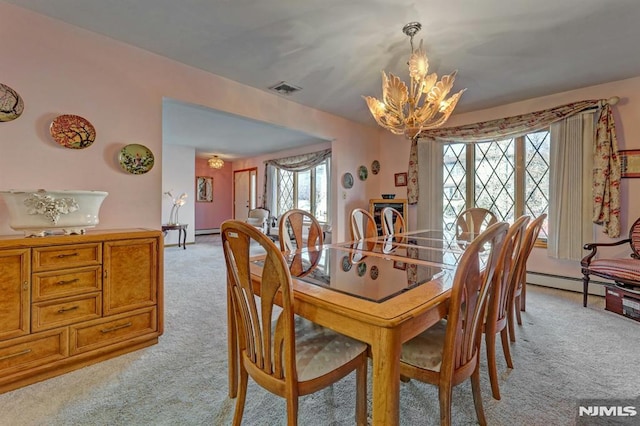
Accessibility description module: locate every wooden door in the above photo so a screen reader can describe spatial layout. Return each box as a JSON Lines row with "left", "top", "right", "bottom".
{"left": 234, "top": 168, "right": 257, "bottom": 220}
{"left": 0, "top": 249, "right": 30, "bottom": 340}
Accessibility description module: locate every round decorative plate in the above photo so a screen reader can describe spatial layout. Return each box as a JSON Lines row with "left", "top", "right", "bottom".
{"left": 341, "top": 255, "right": 352, "bottom": 272}
{"left": 357, "top": 262, "right": 367, "bottom": 277}
{"left": 358, "top": 165, "right": 368, "bottom": 181}
{"left": 118, "top": 143, "right": 155, "bottom": 174}
{"left": 370, "top": 265, "right": 379, "bottom": 280}
{"left": 371, "top": 160, "right": 380, "bottom": 175}
{"left": 0, "top": 83, "right": 24, "bottom": 122}
{"left": 342, "top": 172, "right": 354, "bottom": 189}
{"left": 50, "top": 114, "right": 96, "bottom": 149}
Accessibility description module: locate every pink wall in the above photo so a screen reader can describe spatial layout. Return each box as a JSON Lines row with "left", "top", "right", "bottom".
{"left": 194, "top": 158, "right": 232, "bottom": 230}
{"left": 0, "top": 3, "right": 378, "bottom": 239}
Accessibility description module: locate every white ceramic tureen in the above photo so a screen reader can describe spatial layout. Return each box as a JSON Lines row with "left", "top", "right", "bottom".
{"left": 0, "top": 189, "right": 108, "bottom": 237}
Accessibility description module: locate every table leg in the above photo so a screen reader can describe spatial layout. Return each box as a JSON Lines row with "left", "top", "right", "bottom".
{"left": 227, "top": 284, "right": 238, "bottom": 398}
{"left": 181, "top": 227, "right": 187, "bottom": 250}
{"left": 370, "top": 328, "right": 401, "bottom": 425}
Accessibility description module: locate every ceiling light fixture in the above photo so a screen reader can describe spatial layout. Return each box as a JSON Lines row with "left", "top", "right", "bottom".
{"left": 363, "top": 22, "right": 466, "bottom": 141}
{"left": 208, "top": 156, "right": 224, "bottom": 169}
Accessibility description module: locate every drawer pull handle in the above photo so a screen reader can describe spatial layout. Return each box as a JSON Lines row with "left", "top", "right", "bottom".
{"left": 101, "top": 322, "right": 133, "bottom": 334}
{"left": 56, "top": 278, "right": 80, "bottom": 286}
{"left": 0, "top": 348, "right": 32, "bottom": 361}
{"left": 57, "top": 306, "right": 79, "bottom": 313}
{"left": 57, "top": 253, "right": 79, "bottom": 258}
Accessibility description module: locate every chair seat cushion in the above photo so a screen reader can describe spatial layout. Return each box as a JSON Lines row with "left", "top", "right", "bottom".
{"left": 294, "top": 316, "right": 367, "bottom": 381}
{"left": 400, "top": 319, "right": 447, "bottom": 372}
{"left": 588, "top": 258, "right": 640, "bottom": 282}
{"left": 246, "top": 218, "right": 264, "bottom": 226}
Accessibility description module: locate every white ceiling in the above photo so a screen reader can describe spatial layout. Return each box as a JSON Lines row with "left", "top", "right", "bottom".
{"left": 7, "top": 0, "right": 640, "bottom": 159}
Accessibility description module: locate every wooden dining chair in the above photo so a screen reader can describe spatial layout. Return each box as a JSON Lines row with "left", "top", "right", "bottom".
{"left": 399, "top": 221, "right": 509, "bottom": 426}
{"left": 278, "top": 209, "right": 323, "bottom": 252}
{"left": 350, "top": 208, "right": 377, "bottom": 240}
{"left": 381, "top": 206, "right": 406, "bottom": 236}
{"left": 455, "top": 207, "right": 498, "bottom": 242}
{"left": 221, "top": 220, "right": 368, "bottom": 426}
{"left": 484, "top": 215, "right": 530, "bottom": 400}
{"left": 508, "top": 213, "right": 547, "bottom": 342}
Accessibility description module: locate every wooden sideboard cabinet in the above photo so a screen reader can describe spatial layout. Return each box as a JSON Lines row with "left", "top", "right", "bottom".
{"left": 0, "top": 229, "right": 163, "bottom": 394}
{"left": 369, "top": 199, "right": 408, "bottom": 236}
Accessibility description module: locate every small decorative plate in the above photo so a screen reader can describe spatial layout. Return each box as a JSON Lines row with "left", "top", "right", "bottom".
{"left": 342, "top": 172, "right": 354, "bottom": 189}
{"left": 357, "top": 262, "right": 367, "bottom": 277}
{"left": 358, "top": 165, "right": 368, "bottom": 181}
{"left": 370, "top": 265, "right": 379, "bottom": 280}
{"left": 0, "top": 83, "right": 24, "bottom": 122}
{"left": 50, "top": 114, "right": 96, "bottom": 149}
{"left": 341, "top": 255, "right": 352, "bottom": 272}
{"left": 119, "top": 143, "right": 155, "bottom": 174}
{"left": 371, "top": 160, "right": 380, "bottom": 175}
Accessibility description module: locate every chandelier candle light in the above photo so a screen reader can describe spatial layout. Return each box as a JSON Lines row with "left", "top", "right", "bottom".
{"left": 363, "top": 22, "right": 466, "bottom": 140}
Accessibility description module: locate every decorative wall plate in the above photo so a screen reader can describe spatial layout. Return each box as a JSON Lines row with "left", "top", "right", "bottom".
{"left": 342, "top": 172, "right": 354, "bottom": 189}
{"left": 357, "top": 262, "right": 367, "bottom": 277}
{"left": 118, "top": 143, "right": 155, "bottom": 174}
{"left": 0, "top": 83, "right": 24, "bottom": 122}
{"left": 371, "top": 160, "right": 380, "bottom": 175}
{"left": 358, "top": 165, "right": 368, "bottom": 181}
{"left": 50, "top": 114, "right": 96, "bottom": 149}
{"left": 370, "top": 265, "right": 379, "bottom": 280}
{"left": 341, "top": 255, "right": 352, "bottom": 272}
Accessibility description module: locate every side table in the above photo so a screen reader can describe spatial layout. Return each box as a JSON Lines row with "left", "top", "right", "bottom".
{"left": 162, "top": 223, "right": 188, "bottom": 249}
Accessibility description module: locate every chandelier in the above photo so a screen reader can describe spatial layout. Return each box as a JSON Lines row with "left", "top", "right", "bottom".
{"left": 363, "top": 22, "right": 466, "bottom": 140}
{"left": 208, "top": 156, "right": 224, "bottom": 169}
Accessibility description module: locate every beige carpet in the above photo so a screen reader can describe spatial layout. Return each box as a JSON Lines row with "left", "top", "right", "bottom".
{"left": 0, "top": 234, "right": 639, "bottom": 425}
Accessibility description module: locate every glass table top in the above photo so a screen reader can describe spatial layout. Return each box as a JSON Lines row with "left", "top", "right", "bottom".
{"left": 254, "top": 245, "right": 454, "bottom": 303}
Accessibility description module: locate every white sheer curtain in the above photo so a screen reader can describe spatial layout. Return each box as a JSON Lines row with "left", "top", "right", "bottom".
{"left": 548, "top": 113, "right": 595, "bottom": 260}
{"left": 416, "top": 139, "right": 443, "bottom": 230}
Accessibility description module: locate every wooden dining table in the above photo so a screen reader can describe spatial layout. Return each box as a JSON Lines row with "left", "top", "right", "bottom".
{"left": 227, "top": 230, "right": 474, "bottom": 425}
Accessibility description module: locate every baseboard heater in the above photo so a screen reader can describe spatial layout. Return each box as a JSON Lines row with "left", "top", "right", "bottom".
{"left": 526, "top": 271, "right": 606, "bottom": 297}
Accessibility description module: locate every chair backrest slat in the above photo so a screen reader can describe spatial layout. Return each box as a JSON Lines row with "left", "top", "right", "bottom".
{"left": 278, "top": 209, "right": 323, "bottom": 252}
{"left": 350, "top": 208, "right": 377, "bottom": 240}
{"left": 456, "top": 208, "right": 498, "bottom": 242}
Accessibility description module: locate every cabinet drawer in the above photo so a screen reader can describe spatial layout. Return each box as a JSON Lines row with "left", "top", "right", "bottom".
{"left": 33, "top": 266, "right": 102, "bottom": 302}
{"left": 0, "top": 328, "right": 68, "bottom": 376}
{"left": 32, "top": 243, "right": 102, "bottom": 272}
{"left": 32, "top": 293, "right": 102, "bottom": 332}
{"left": 70, "top": 307, "right": 157, "bottom": 355}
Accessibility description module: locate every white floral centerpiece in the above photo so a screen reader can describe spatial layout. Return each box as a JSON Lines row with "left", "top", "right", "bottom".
{"left": 164, "top": 190, "right": 187, "bottom": 225}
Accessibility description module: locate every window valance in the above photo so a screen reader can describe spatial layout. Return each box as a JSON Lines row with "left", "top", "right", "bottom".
{"left": 265, "top": 148, "right": 331, "bottom": 172}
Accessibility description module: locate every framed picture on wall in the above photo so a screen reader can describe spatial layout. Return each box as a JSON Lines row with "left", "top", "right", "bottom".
{"left": 620, "top": 150, "right": 640, "bottom": 178}
{"left": 196, "top": 176, "right": 213, "bottom": 202}
{"left": 394, "top": 172, "right": 408, "bottom": 187}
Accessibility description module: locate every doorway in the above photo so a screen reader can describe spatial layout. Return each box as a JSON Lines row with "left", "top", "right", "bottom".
{"left": 234, "top": 167, "right": 258, "bottom": 220}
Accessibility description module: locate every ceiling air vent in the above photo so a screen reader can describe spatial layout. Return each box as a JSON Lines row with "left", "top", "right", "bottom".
{"left": 269, "top": 81, "right": 302, "bottom": 96}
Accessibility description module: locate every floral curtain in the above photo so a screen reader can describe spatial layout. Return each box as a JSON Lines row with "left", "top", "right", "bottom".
{"left": 406, "top": 99, "right": 621, "bottom": 237}
{"left": 262, "top": 148, "right": 332, "bottom": 210}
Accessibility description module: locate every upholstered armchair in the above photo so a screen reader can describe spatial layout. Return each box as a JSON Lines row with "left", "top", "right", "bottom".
{"left": 581, "top": 218, "right": 640, "bottom": 307}
{"left": 246, "top": 208, "right": 270, "bottom": 234}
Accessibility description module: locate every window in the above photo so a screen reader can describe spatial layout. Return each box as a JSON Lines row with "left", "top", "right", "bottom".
{"left": 276, "top": 158, "right": 330, "bottom": 222}
{"left": 442, "top": 130, "right": 549, "bottom": 240}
